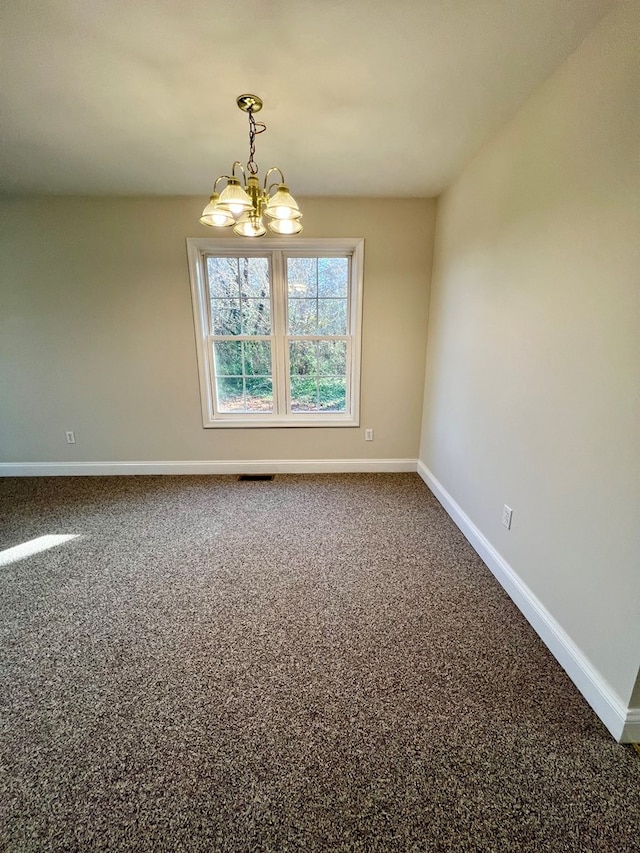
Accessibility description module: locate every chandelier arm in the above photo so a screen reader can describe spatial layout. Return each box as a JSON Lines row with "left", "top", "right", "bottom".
{"left": 212, "top": 175, "right": 228, "bottom": 193}
{"left": 263, "top": 167, "right": 285, "bottom": 192}
{"left": 230, "top": 161, "right": 246, "bottom": 181}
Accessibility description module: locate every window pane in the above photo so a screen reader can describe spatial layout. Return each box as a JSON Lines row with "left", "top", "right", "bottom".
{"left": 216, "top": 377, "right": 244, "bottom": 412}
{"left": 213, "top": 341, "right": 243, "bottom": 376}
{"left": 239, "top": 257, "right": 270, "bottom": 298}
{"left": 287, "top": 258, "right": 317, "bottom": 297}
{"left": 318, "top": 299, "right": 347, "bottom": 335}
{"left": 288, "top": 298, "right": 317, "bottom": 335}
{"left": 317, "top": 340, "right": 347, "bottom": 375}
{"left": 318, "top": 257, "right": 349, "bottom": 298}
{"left": 211, "top": 299, "right": 242, "bottom": 335}
{"left": 243, "top": 340, "right": 271, "bottom": 376}
{"left": 318, "top": 378, "right": 346, "bottom": 412}
{"left": 208, "top": 257, "right": 240, "bottom": 299}
{"left": 241, "top": 298, "right": 271, "bottom": 335}
{"left": 245, "top": 378, "right": 273, "bottom": 412}
{"left": 290, "top": 377, "right": 318, "bottom": 412}
{"left": 289, "top": 341, "right": 317, "bottom": 376}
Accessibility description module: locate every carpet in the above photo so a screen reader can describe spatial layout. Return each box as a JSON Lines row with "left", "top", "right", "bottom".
{"left": 0, "top": 473, "right": 638, "bottom": 852}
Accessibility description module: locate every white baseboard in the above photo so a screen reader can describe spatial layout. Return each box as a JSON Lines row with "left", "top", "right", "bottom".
{"left": 0, "top": 458, "right": 418, "bottom": 477}
{"left": 622, "top": 709, "right": 640, "bottom": 744}
{"left": 417, "top": 460, "right": 639, "bottom": 744}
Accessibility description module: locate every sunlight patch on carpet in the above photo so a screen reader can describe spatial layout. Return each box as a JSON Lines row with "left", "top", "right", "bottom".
{"left": 0, "top": 534, "right": 81, "bottom": 567}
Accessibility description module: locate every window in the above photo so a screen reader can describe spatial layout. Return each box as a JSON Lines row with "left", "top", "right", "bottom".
{"left": 187, "top": 238, "right": 363, "bottom": 427}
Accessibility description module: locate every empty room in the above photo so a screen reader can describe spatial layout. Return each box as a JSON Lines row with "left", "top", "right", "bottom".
{"left": 1, "top": 1, "right": 638, "bottom": 850}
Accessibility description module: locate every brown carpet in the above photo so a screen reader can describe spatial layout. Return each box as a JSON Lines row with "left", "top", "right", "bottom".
{"left": 0, "top": 473, "right": 638, "bottom": 852}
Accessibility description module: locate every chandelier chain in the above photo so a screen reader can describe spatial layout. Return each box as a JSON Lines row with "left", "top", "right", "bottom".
{"left": 247, "top": 108, "right": 266, "bottom": 176}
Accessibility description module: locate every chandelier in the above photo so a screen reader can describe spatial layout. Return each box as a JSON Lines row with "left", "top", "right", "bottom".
{"left": 200, "top": 94, "right": 302, "bottom": 237}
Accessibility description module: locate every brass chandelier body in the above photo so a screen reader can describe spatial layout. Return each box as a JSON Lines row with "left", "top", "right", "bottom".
{"left": 200, "top": 95, "right": 302, "bottom": 237}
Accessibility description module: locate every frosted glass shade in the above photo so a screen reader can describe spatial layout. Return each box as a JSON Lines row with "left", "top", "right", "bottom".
{"left": 264, "top": 184, "right": 302, "bottom": 220}
{"left": 233, "top": 212, "right": 267, "bottom": 237}
{"left": 217, "top": 179, "right": 252, "bottom": 215}
{"left": 200, "top": 195, "right": 235, "bottom": 227}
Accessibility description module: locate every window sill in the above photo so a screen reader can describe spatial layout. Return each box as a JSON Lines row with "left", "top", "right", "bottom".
{"left": 203, "top": 415, "right": 359, "bottom": 429}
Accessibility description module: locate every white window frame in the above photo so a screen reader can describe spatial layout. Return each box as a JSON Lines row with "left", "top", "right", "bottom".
{"left": 186, "top": 237, "right": 364, "bottom": 428}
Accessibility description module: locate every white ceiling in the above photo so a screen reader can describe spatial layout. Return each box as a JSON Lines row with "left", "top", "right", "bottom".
{"left": 0, "top": 0, "right": 615, "bottom": 197}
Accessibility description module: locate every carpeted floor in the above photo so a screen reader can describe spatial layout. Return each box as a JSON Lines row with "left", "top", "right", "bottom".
{"left": 0, "top": 473, "right": 638, "bottom": 852}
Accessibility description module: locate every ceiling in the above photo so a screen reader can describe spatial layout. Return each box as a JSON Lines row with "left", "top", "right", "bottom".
{"left": 0, "top": 0, "right": 615, "bottom": 197}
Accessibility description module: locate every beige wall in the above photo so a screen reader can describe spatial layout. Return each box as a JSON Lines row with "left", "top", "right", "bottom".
{"left": 0, "top": 197, "right": 434, "bottom": 463}
{"left": 420, "top": 2, "right": 640, "bottom": 705}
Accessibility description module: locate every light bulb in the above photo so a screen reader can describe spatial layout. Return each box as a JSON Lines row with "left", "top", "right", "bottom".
{"left": 212, "top": 212, "right": 231, "bottom": 226}
{"left": 273, "top": 206, "right": 292, "bottom": 219}
{"left": 268, "top": 217, "right": 303, "bottom": 235}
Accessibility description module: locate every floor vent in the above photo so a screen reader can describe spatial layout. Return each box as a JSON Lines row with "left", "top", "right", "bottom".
{"left": 237, "top": 474, "right": 274, "bottom": 482}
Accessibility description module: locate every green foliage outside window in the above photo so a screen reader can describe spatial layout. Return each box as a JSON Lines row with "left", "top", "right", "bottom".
{"left": 205, "top": 251, "right": 353, "bottom": 417}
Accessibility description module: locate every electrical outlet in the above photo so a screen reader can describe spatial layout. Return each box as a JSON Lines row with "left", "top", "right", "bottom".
{"left": 502, "top": 504, "right": 513, "bottom": 529}
{"left": 65, "top": 431, "right": 76, "bottom": 445}
{"left": 365, "top": 428, "right": 374, "bottom": 441}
